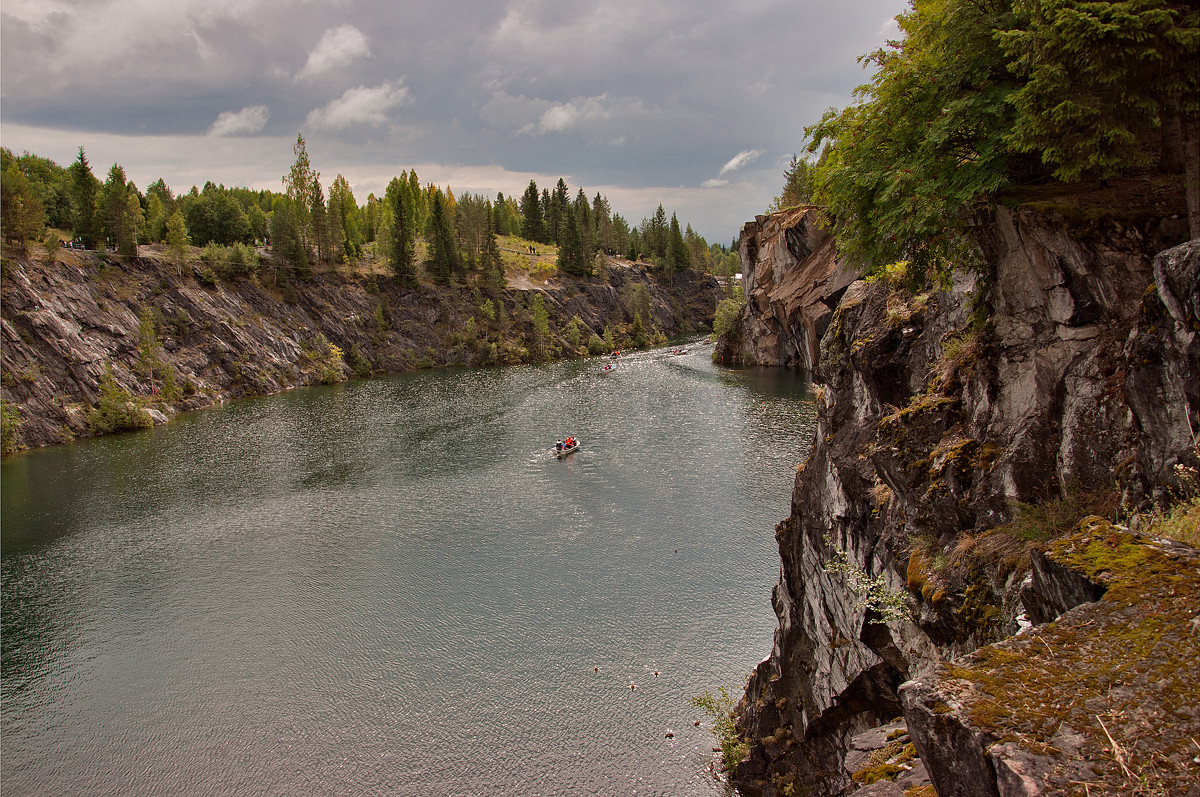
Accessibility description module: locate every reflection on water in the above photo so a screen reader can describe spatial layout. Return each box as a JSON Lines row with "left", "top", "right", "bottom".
{"left": 2, "top": 342, "right": 816, "bottom": 797}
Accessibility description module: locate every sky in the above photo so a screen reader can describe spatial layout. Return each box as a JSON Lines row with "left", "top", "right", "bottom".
{"left": 1, "top": 0, "right": 907, "bottom": 246}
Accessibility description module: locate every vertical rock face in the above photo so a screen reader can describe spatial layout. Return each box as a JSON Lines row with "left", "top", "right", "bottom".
{"left": 733, "top": 205, "right": 1197, "bottom": 797}
{"left": 715, "top": 207, "right": 860, "bottom": 373}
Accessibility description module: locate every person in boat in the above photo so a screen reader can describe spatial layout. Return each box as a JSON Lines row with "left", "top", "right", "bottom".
{"left": 556, "top": 440, "right": 563, "bottom": 451}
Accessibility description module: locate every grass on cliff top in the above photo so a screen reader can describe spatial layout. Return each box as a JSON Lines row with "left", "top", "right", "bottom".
{"left": 937, "top": 517, "right": 1200, "bottom": 796}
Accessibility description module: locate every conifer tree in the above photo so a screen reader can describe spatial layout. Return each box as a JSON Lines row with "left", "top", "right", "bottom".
{"left": 483, "top": 200, "right": 507, "bottom": 290}
{"left": 386, "top": 176, "right": 417, "bottom": 287}
{"left": 68, "top": 146, "right": 101, "bottom": 248}
{"left": 520, "top": 180, "right": 543, "bottom": 243}
{"left": 310, "top": 176, "right": 330, "bottom": 266}
{"left": 425, "top": 190, "right": 457, "bottom": 286}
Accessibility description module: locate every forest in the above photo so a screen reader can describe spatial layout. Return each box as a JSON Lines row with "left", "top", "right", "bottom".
{"left": 0, "top": 133, "right": 740, "bottom": 289}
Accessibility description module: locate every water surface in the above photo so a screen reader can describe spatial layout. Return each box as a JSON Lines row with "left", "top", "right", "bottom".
{"left": 2, "top": 343, "right": 817, "bottom": 796}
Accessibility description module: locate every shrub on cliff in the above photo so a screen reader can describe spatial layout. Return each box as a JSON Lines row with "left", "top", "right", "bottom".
{"left": 88, "top": 366, "right": 153, "bottom": 435}
{"left": 1, "top": 399, "right": 22, "bottom": 455}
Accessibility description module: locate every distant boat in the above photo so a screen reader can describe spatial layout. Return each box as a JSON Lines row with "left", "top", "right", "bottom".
{"left": 669, "top": 348, "right": 689, "bottom": 355}
{"left": 554, "top": 439, "right": 580, "bottom": 458}
{"left": 597, "top": 363, "right": 616, "bottom": 373}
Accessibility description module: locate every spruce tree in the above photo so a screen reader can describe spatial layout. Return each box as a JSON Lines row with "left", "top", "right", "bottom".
{"left": 520, "top": 180, "right": 543, "bottom": 243}
{"left": 68, "top": 147, "right": 101, "bottom": 248}
{"left": 425, "top": 190, "right": 457, "bottom": 286}
{"left": 386, "top": 177, "right": 417, "bottom": 287}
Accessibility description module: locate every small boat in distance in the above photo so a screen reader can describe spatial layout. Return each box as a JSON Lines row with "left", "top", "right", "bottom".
{"left": 554, "top": 437, "right": 580, "bottom": 458}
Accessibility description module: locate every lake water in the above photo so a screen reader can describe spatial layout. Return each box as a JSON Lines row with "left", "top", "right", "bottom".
{"left": 1, "top": 342, "right": 817, "bottom": 797}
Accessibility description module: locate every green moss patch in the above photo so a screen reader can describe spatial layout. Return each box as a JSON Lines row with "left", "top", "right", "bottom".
{"left": 932, "top": 519, "right": 1200, "bottom": 794}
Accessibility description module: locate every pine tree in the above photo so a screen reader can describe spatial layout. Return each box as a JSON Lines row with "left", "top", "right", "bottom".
{"left": 771, "top": 154, "right": 813, "bottom": 210}
{"left": 550, "top": 178, "right": 569, "bottom": 244}
{"left": 68, "top": 146, "right": 101, "bottom": 248}
{"left": 520, "top": 180, "right": 543, "bottom": 243}
{"left": 386, "top": 176, "right": 417, "bottom": 287}
{"left": 557, "top": 209, "right": 585, "bottom": 276}
{"left": 310, "top": 176, "right": 330, "bottom": 266}
{"left": 484, "top": 200, "right": 507, "bottom": 290}
{"left": 425, "top": 190, "right": 457, "bottom": 286}
{"left": 282, "top": 134, "right": 316, "bottom": 260}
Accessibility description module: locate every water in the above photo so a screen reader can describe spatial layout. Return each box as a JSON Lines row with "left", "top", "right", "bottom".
{"left": 1, "top": 342, "right": 817, "bottom": 797}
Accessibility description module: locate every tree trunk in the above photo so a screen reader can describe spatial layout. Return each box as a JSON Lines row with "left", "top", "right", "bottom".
{"left": 1160, "top": 110, "right": 1185, "bottom": 174}
{"left": 1185, "top": 114, "right": 1200, "bottom": 241}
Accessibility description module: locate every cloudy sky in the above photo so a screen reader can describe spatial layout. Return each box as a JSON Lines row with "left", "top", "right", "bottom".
{"left": 1, "top": 0, "right": 906, "bottom": 245}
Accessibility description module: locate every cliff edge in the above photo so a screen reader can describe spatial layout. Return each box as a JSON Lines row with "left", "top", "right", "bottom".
{"left": 730, "top": 202, "right": 1198, "bottom": 796}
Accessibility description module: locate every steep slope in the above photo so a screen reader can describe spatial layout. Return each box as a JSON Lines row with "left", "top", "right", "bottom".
{"left": 729, "top": 203, "right": 1198, "bottom": 796}
{"left": 1, "top": 249, "right": 720, "bottom": 451}
{"left": 715, "top": 207, "right": 859, "bottom": 373}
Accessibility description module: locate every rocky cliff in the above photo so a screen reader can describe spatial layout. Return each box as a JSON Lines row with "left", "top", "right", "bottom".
{"left": 730, "top": 200, "right": 1198, "bottom": 796}
{"left": 1, "top": 247, "right": 720, "bottom": 451}
{"left": 715, "top": 207, "right": 859, "bottom": 374}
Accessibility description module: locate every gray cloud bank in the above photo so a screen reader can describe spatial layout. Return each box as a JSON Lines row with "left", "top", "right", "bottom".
{"left": 1, "top": 0, "right": 905, "bottom": 244}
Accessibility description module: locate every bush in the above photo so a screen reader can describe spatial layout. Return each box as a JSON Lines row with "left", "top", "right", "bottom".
{"left": 713, "top": 296, "right": 745, "bottom": 338}
{"left": 88, "top": 366, "right": 153, "bottom": 435}
{"left": 691, "top": 686, "right": 749, "bottom": 776}
{"left": 1, "top": 399, "right": 22, "bottom": 455}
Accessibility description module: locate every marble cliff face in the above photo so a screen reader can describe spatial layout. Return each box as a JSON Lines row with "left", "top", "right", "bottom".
{"left": 729, "top": 204, "right": 1198, "bottom": 796}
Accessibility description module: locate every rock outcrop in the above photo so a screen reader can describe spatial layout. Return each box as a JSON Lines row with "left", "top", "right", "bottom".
{"left": 1, "top": 248, "right": 720, "bottom": 451}
{"left": 715, "top": 207, "right": 859, "bottom": 373}
{"left": 901, "top": 520, "right": 1200, "bottom": 797}
{"left": 731, "top": 201, "right": 1198, "bottom": 796}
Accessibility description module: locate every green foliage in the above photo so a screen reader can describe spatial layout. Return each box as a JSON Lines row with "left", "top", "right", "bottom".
{"left": 346, "top": 344, "right": 373, "bottom": 378}
{"left": 1, "top": 398, "right": 23, "bottom": 455}
{"left": 563, "top": 315, "right": 584, "bottom": 351}
{"left": 999, "top": 0, "right": 1200, "bottom": 182}
{"left": 1, "top": 161, "right": 45, "bottom": 246}
{"left": 690, "top": 686, "right": 749, "bottom": 776}
{"left": 136, "top": 307, "right": 161, "bottom": 378}
{"left": 310, "top": 334, "right": 347, "bottom": 384}
{"left": 808, "top": 0, "right": 1018, "bottom": 277}
{"left": 586, "top": 333, "right": 607, "bottom": 355}
{"left": 770, "top": 154, "right": 815, "bottom": 211}
{"left": 520, "top": 180, "right": 545, "bottom": 243}
{"left": 529, "top": 293, "right": 551, "bottom": 359}
{"left": 42, "top": 230, "right": 61, "bottom": 263}
{"left": 68, "top": 146, "right": 102, "bottom": 249}
{"left": 823, "top": 535, "right": 910, "bottom": 622}
{"left": 88, "top": 365, "right": 154, "bottom": 435}
{"left": 713, "top": 296, "right": 745, "bottom": 338}
{"left": 165, "top": 208, "right": 189, "bottom": 272}
{"left": 808, "top": 0, "right": 1200, "bottom": 274}
{"left": 425, "top": 190, "right": 457, "bottom": 286}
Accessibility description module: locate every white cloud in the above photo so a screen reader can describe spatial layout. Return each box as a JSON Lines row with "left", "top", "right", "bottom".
{"left": 296, "top": 24, "right": 371, "bottom": 81}
{"left": 208, "top": 105, "right": 270, "bottom": 137}
{"left": 304, "top": 81, "right": 411, "bottom": 130}
{"left": 702, "top": 178, "right": 729, "bottom": 189}
{"left": 719, "top": 149, "right": 765, "bottom": 175}
{"left": 481, "top": 91, "right": 649, "bottom": 142}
